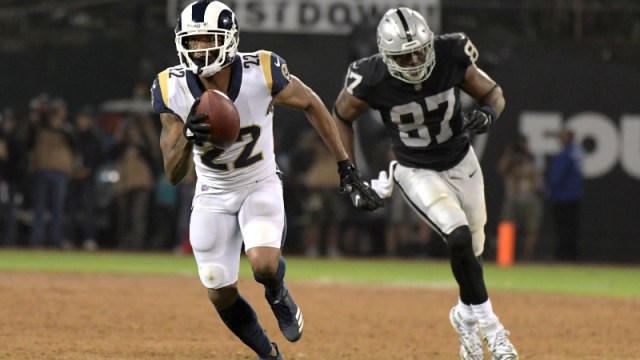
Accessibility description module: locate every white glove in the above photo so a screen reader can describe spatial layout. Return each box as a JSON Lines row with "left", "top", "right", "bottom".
{"left": 371, "top": 160, "right": 398, "bottom": 199}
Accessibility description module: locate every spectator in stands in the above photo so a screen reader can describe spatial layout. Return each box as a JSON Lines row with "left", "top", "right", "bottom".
{"left": 0, "top": 108, "right": 25, "bottom": 247}
{"left": 112, "top": 117, "right": 155, "bottom": 250}
{"left": 385, "top": 189, "right": 433, "bottom": 258}
{"left": 27, "top": 98, "right": 75, "bottom": 248}
{"left": 547, "top": 128, "right": 583, "bottom": 261}
{"left": 151, "top": 173, "right": 178, "bottom": 250}
{"left": 173, "top": 164, "right": 196, "bottom": 254}
{"left": 298, "top": 130, "right": 346, "bottom": 258}
{"left": 66, "top": 106, "right": 103, "bottom": 251}
{"left": 497, "top": 134, "right": 544, "bottom": 260}
{"left": 377, "top": 148, "right": 433, "bottom": 258}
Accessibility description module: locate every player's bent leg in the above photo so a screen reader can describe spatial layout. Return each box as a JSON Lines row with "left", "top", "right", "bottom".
{"left": 190, "top": 205, "right": 278, "bottom": 358}
{"left": 208, "top": 283, "right": 239, "bottom": 308}
{"left": 248, "top": 248, "right": 303, "bottom": 343}
{"left": 455, "top": 147, "right": 488, "bottom": 258}
{"left": 210, "top": 286, "right": 276, "bottom": 358}
{"left": 396, "top": 166, "right": 486, "bottom": 357}
{"left": 446, "top": 226, "right": 488, "bottom": 305}
{"left": 247, "top": 246, "right": 282, "bottom": 280}
{"left": 241, "top": 177, "right": 302, "bottom": 342}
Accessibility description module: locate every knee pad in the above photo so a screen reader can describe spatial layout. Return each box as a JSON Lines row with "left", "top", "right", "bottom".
{"left": 198, "top": 263, "right": 232, "bottom": 289}
{"left": 447, "top": 226, "right": 473, "bottom": 253}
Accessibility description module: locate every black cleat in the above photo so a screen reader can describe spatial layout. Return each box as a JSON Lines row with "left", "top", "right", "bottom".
{"left": 266, "top": 283, "right": 303, "bottom": 342}
{"left": 258, "top": 342, "right": 283, "bottom": 360}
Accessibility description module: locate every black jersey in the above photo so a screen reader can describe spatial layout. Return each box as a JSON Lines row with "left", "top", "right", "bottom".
{"left": 345, "top": 33, "right": 477, "bottom": 171}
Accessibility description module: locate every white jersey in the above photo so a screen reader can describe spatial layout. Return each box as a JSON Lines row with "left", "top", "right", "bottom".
{"left": 151, "top": 50, "right": 291, "bottom": 192}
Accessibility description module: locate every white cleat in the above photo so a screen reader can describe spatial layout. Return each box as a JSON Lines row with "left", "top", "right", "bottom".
{"left": 450, "top": 307, "right": 484, "bottom": 360}
{"left": 481, "top": 321, "right": 518, "bottom": 360}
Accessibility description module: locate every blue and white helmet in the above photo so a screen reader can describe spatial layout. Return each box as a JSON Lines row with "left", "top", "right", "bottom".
{"left": 377, "top": 8, "right": 435, "bottom": 84}
{"left": 175, "top": 0, "right": 239, "bottom": 77}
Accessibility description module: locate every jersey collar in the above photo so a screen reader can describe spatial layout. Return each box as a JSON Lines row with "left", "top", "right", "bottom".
{"left": 226, "top": 55, "right": 242, "bottom": 102}
{"left": 185, "top": 55, "right": 242, "bottom": 102}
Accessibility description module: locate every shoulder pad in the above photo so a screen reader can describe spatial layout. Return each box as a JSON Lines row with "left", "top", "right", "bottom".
{"left": 436, "top": 32, "right": 478, "bottom": 64}
{"left": 254, "top": 50, "right": 290, "bottom": 97}
{"left": 151, "top": 68, "right": 171, "bottom": 114}
{"left": 348, "top": 55, "right": 386, "bottom": 85}
{"left": 440, "top": 32, "right": 468, "bottom": 41}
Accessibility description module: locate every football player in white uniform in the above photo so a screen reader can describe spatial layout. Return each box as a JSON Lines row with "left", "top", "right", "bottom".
{"left": 332, "top": 8, "right": 518, "bottom": 360}
{"left": 151, "top": 1, "right": 382, "bottom": 359}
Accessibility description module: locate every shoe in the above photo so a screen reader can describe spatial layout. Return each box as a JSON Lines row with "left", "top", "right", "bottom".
{"left": 266, "top": 283, "right": 303, "bottom": 342}
{"left": 480, "top": 321, "right": 518, "bottom": 360}
{"left": 258, "top": 342, "right": 283, "bottom": 360}
{"left": 449, "top": 307, "right": 484, "bottom": 360}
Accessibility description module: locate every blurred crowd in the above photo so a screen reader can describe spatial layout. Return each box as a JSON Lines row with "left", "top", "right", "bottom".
{"left": 0, "top": 93, "right": 195, "bottom": 253}
{"left": 1, "top": 0, "right": 604, "bottom": 261}
{"left": 0, "top": 93, "right": 442, "bottom": 259}
{"left": 496, "top": 131, "right": 584, "bottom": 263}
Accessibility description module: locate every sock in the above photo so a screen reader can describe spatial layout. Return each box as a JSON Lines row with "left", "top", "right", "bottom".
{"left": 456, "top": 298, "right": 478, "bottom": 330}
{"left": 471, "top": 299, "right": 503, "bottom": 335}
{"left": 254, "top": 256, "right": 286, "bottom": 300}
{"left": 457, "top": 298, "right": 476, "bottom": 319}
{"left": 216, "top": 295, "right": 273, "bottom": 357}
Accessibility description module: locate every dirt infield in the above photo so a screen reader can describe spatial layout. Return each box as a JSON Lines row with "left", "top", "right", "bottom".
{"left": 0, "top": 272, "right": 637, "bottom": 360}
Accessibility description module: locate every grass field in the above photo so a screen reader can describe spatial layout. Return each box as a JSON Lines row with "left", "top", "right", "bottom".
{"left": 1, "top": 249, "right": 637, "bottom": 298}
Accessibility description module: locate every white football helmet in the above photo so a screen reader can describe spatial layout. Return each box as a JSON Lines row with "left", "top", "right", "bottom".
{"left": 175, "top": 0, "right": 239, "bottom": 77}
{"left": 377, "top": 8, "right": 436, "bottom": 84}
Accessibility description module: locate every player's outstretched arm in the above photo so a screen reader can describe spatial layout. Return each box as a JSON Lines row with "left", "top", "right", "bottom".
{"left": 273, "top": 75, "right": 348, "bottom": 162}
{"left": 274, "top": 75, "right": 383, "bottom": 211}
{"left": 331, "top": 89, "right": 383, "bottom": 211}
{"left": 159, "top": 112, "right": 195, "bottom": 185}
{"left": 332, "top": 89, "right": 370, "bottom": 163}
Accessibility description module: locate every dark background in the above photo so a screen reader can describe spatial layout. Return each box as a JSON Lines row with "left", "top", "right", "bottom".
{"left": 1, "top": 0, "right": 638, "bottom": 263}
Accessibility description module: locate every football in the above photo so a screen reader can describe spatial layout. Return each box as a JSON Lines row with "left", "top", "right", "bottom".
{"left": 196, "top": 89, "right": 240, "bottom": 149}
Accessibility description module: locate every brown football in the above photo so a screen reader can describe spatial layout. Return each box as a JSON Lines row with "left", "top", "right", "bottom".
{"left": 196, "top": 90, "right": 240, "bottom": 149}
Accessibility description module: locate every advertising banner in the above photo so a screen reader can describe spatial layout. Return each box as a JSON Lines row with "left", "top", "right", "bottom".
{"left": 170, "top": 0, "right": 441, "bottom": 34}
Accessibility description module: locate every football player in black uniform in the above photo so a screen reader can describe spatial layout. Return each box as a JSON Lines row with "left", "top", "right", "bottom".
{"left": 332, "top": 8, "right": 518, "bottom": 360}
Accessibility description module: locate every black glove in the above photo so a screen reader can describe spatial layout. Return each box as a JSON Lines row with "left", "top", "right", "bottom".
{"left": 337, "top": 159, "right": 384, "bottom": 211}
{"left": 183, "top": 98, "right": 210, "bottom": 145}
{"left": 462, "top": 106, "right": 497, "bottom": 134}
